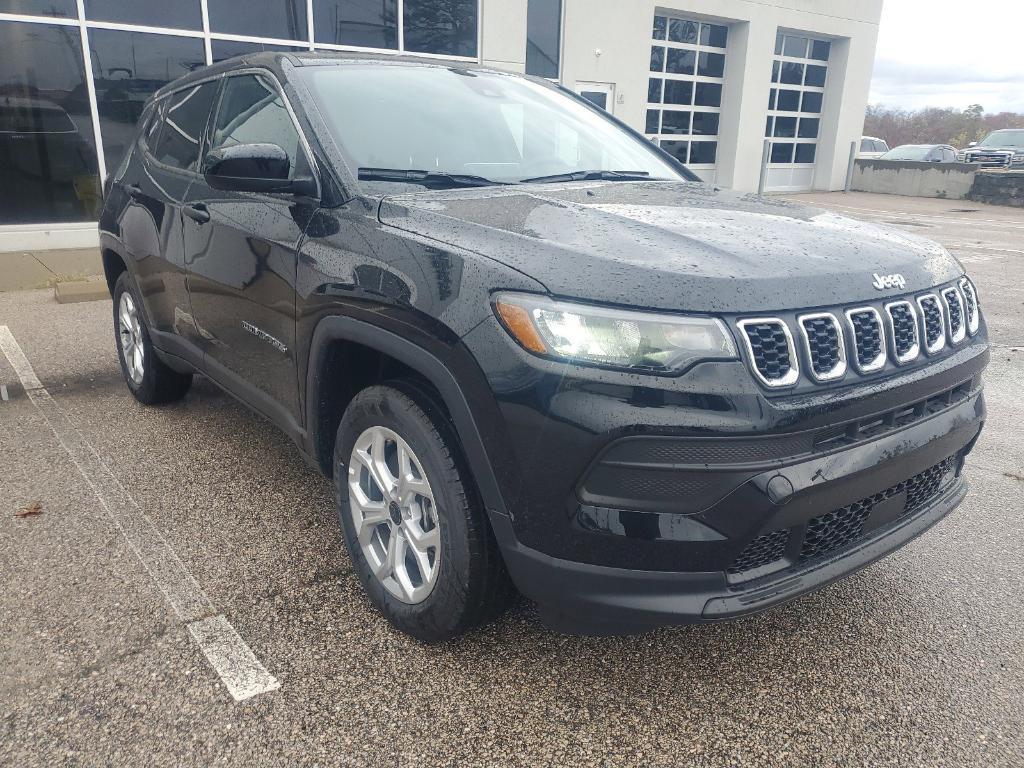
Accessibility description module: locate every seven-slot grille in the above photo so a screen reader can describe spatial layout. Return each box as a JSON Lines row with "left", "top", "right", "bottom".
{"left": 917, "top": 295, "right": 946, "bottom": 354}
{"left": 885, "top": 301, "right": 920, "bottom": 364}
{"left": 846, "top": 308, "right": 886, "bottom": 372}
{"left": 942, "top": 287, "right": 966, "bottom": 343}
{"left": 737, "top": 280, "right": 979, "bottom": 388}
{"left": 798, "top": 313, "right": 846, "bottom": 381}
{"left": 737, "top": 320, "right": 798, "bottom": 387}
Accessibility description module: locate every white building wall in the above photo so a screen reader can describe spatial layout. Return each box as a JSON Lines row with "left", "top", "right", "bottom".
{"left": 481, "top": 0, "right": 529, "bottom": 73}
{"left": 517, "top": 0, "right": 882, "bottom": 193}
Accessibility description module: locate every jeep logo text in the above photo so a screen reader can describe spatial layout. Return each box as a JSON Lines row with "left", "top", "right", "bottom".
{"left": 872, "top": 272, "right": 906, "bottom": 291}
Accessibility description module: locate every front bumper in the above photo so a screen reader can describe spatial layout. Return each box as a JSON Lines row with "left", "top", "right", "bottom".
{"left": 490, "top": 390, "right": 984, "bottom": 634}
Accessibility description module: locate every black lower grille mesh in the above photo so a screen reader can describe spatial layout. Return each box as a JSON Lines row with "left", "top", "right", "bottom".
{"left": 743, "top": 322, "right": 792, "bottom": 382}
{"left": 920, "top": 297, "right": 943, "bottom": 349}
{"left": 728, "top": 529, "right": 790, "bottom": 575}
{"left": 849, "top": 310, "right": 883, "bottom": 368}
{"left": 799, "top": 456, "right": 956, "bottom": 563}
{"left": 728, "top": 456, "right": 956, "bottom": 579}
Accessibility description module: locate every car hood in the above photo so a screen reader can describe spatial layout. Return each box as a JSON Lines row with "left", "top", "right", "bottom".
{"left": 966, "top": 146, "right": 1020, "bottom": 153}
{"left": 377, "top": 181, "right": 963, "bottom": 313}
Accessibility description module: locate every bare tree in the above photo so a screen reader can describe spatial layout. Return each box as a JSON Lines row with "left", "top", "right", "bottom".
{"left": 863, "top": 104, "right": 1023, "bottom": 149}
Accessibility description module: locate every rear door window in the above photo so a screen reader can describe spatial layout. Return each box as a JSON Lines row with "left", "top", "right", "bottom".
{"left": 209, "top": 73, "right": 308, "bottom": 179}
{"left": 152, "top": 82, "right": 219, "bottom": 172}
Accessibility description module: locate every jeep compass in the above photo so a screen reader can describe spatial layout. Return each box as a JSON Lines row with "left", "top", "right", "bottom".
{"left": 98, "top": 53, "right": 988, "bottom": 642}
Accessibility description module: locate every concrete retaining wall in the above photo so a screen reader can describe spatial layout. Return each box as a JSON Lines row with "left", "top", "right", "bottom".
{"left": 969, "top": 171, "right": 1024, "bottom": 208}
{"left": 851, "top": 160, "right": 977, "bottom": 199}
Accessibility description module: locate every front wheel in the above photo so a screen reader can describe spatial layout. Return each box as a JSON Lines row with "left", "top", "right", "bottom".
{"left": 113, "top": 271, "right": 192, "bottom": 405}
{"left": 334, "top": 383, "right": 514, "bottom": 642}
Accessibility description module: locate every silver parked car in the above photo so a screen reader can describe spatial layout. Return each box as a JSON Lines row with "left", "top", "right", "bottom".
{"left": 858, "top": 136, "right": 890, "bottom": 159}
{"left": 879, "top": 144, "right": 959, "bottom": 163}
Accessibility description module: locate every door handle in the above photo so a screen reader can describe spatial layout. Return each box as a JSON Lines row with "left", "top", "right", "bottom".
{"left": 184, "top": 203, "right": 210, "bottom": 224}
{"left": 125, "top": 183, "right": 143, "bottom": 198}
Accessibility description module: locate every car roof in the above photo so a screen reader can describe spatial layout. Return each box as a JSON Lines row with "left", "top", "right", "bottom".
{"left": 153, "top": 51, "right": 513, "bottom": 100}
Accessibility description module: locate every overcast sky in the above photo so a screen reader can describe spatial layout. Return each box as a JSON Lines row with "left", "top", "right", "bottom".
{"left": 870, "top": 0, "right": 1024, "bottom": 113}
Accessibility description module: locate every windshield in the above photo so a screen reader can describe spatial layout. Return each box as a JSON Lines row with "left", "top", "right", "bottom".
{"left": 880, "top": 145, "right": 933, "bottom": 161}
{"left": 979, "top": 130, "right": 1024, "bottom": 148}
{"left": 300, "top": 64, "right": 686, "bottom": 187}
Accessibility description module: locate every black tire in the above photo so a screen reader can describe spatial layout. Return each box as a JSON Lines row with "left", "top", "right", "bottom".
{"left": 334, "top": 382, "right": 514, "bottom": 643}
{"left": 112, "top": 271, "right": 192, "bottom": 405}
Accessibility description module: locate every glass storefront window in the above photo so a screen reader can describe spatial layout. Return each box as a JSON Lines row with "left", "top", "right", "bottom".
{"left": 84, "top": 0, "right": 203, "bottom": 31}
{"left": 207, "top": 0, "right": 309, "bottom": 42}
{"left": 525, "top": 0, "right": 560, "bottom": 78}
{"left": 0, "top": 0, "right": 75, "bottom": 17}
{"left": 314, "top": 0, "right": 398, "bottom": 49}
{"left": 88, "top": 28, "right": 205, "bottom": 173}
{"left": 0, "top": 1, "right": 482, "bottom": 226}
{"left": 0, "top": 20, "right": 101, "bottom": 223}
{"left": 403, "top": 0, "right": 477, "bottom": 57}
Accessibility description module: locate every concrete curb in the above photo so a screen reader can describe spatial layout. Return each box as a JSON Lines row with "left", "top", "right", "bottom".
{"left": 54, "top": 281, "right": 110, "bottom": 304}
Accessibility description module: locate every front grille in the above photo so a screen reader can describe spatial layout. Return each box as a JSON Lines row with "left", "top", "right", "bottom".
{"left": 886, "top": 301, "right": 920, "bottom": 362}
{"left": 967, "top": 153, "right": 1011, "bottom": 167}
{"left": 847, "top": 308, "right": 885, "bottom": 371}
{"left": 943, "top": 288, "right": 966, "bottom": 343}
{"left": 735, "top": 279, "right": 978, "bottom": 389}
{"left": 917, "top": 295, "right": 945, "bottom": 353}
{"left": 799, "top": 314, "right": 845, "bottom": 380}
{"left": 727, "top": 456, "right": 958, "bottom": 580}
{"left": 959, "top": 279, "right": 979, "bottom": 334}
{"left": 728, "top": 529, "right": 790, "bottom": 575}
{"left": 739, "top": 320, "right": 797, "bottom": 386}
{"left": 799, "top": 456, "right": 956, "bottom": 564}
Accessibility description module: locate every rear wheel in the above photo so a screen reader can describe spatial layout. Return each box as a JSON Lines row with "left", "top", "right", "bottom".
{"left": 113, "top": 272, "right": 192, "bottom": 405}
{"left": 334, "top": 383, "right": 514, "bottom": 642}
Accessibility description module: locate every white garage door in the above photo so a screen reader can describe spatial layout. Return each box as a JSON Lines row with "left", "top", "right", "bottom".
{"left": 764, "top": 32, "right": 831, "bottom": 192}
{"left": 645, "top": 13, "right": 729, "bottom": 184}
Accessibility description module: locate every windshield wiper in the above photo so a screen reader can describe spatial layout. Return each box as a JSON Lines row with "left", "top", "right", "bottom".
{"left": 358, "top": 168, "right": 509, "bottom": 189}
{"left": 519, "top": 169, "right": 656, "bottom": 184}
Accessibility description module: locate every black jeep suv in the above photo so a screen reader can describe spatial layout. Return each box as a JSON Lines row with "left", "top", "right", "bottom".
{"left": 99, "top": 53, "right": 988, "bottom": 642}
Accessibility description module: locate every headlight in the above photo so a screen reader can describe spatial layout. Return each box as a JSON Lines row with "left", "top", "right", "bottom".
{"left": 492, "top": 292, "right": 737, "bottom": 374}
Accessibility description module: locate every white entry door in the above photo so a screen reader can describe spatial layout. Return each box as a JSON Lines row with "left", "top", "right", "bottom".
{"left": 575, "top": 81, "right": 616, "bottom": 114}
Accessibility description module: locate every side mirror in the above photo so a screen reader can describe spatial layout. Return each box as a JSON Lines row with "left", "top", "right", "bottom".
{"left": 968, "top": 142, "right": 978, "bottom": 148}
{"left": 202, "top": 143, "right": 315, "bottom": 196}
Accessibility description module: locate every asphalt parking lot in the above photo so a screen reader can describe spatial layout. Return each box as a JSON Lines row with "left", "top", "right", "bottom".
{"left": 2, "top": 191, "right": 1023, "bottom": 767}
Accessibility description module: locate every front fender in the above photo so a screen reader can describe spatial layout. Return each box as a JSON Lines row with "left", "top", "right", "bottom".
{"left": 304, "top": 314, "right": 520, "bottom": 521}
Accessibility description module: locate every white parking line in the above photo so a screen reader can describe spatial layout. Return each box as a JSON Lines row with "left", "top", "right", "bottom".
{"left": 188, "top": 616, "right": 281, "bottom": 701}
{"left": 0, "top": 325, "right": 279, "bottom": 702}
{"left": 1, "top": 384, "right": 8, "bottom": 401}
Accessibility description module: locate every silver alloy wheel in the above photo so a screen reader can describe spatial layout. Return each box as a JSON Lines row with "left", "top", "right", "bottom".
{"left": 118, "top": 292, "right": 145, "bottom": 385}
{"left": 348, "top": 426, "right": 441, "bottom": 604}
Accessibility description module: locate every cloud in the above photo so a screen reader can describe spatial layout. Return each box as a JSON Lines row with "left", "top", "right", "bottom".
{"left": 871, "top": 0, "right": 1024, "bottom": 113}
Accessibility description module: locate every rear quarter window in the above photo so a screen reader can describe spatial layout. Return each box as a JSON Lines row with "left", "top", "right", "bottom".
{"left": 152, "top": 81, "right": 220, "bottom": 172}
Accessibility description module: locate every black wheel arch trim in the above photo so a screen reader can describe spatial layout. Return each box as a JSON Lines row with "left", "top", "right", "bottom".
{"left": 304, "top": 314, "right": 515, "bottom": 520}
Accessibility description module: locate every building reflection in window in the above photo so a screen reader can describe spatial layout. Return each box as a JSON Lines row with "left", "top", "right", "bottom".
{"left": 87, "top": 28, "right": 205, "bottom": 176}
{"left": 0, "top": 20, "right": 101, "bottom": 223}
